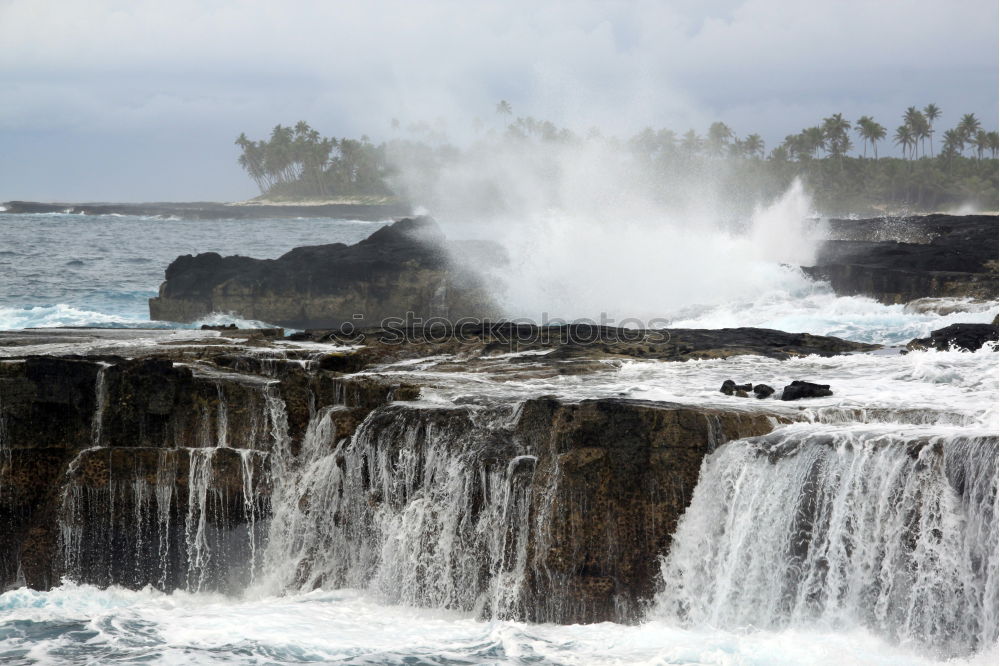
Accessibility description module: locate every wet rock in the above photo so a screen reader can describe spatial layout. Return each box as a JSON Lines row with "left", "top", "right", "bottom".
{"left": 753, "top": 384, "right": 775, "bottom": 399}
{"left": 906, "top": 322, "right": 999, "bottom": 352}
{"left": 0, "top": 349, "right": 417, "bottom": 591}
{"left": 780, "top": 380, "right": 833, "bottom": 401}
{"left": 149, "top": 217, "right": 502, "bottom": 327}
{"left": 721, "top": 380, "right": 752, "bottom": 396}
{"left": 803, "top": 214, "right": 998, "bottom": 304}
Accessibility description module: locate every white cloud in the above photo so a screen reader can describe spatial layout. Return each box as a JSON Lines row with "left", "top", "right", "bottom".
{"left": 0, "top": 0, "right": 996, "bottom": 199}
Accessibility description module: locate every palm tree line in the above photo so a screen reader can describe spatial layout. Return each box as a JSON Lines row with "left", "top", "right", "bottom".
{"left": 235, "top": 121, "right": 391, "bottom": 198}
{"left": 236, "top": 102, "right": 997, "bottom": 207}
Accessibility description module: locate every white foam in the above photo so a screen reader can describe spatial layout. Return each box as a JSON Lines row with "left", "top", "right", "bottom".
{"left": 0, "top": 304, "right": 281, "bottom": 332}
{"left": 1, "top": 584, "right": 994, "bottom": 665}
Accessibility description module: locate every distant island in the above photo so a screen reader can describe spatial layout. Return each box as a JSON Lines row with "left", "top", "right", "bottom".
{"left": 236, "top": 104, "right": 998, "bottom": 215}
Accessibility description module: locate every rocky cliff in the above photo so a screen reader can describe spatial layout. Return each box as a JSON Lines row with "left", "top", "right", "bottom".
{"left": 148, "top": 217, "right": 500, "bottom": 327}
{"left": 806, "top": 214, "right": 998, "bottom": 303}
{"left": 1, "top": 325, "right": 876, "bottom": 621}
{"left": 150, "top": 213, "right": 997, "bottom": 329}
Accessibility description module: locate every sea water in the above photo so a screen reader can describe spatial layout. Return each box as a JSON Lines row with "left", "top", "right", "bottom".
{"left": 0, "top": 212, "right": 388, "bottom": 329}
{"left": 0, "top": 209, "right": 997, "bottom": 664}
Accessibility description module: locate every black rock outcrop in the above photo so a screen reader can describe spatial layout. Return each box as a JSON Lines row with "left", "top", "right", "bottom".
{"left": 804, "top": 214, "right": 998, "bottom": 303}
{"left": 753, "top": 384, "right": 775, "bottom": 399}
{"left": 780, "top": 380, "right": 833, "bottom": 401}
{"left": 149, "top": 217, "right": 501, "bottom": 327}
{"left": 907, "top": 321, "right": 999, "bottom": 352}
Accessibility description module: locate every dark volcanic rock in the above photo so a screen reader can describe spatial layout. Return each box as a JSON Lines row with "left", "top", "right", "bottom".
{"left": 803, "top": 214, "right": 998, "bottom": 304}
{"left": 0, "top": 350, "right": 416, "bottom": 591}
{"left": 301, "top": 323, "right": 878, "bottom": 372}
{"left": 907, "top": 321, "right": 999, "bottom": 352}
{"left": 780, "top": 380, "right": 833, "bottom": 401}
{"left": 516, "top": 397, "right": 775, "bottom": 623}
{"left": 720, "top": 380, "right": 752, "bottom": 396}
{"left": 149, "top": 217, "right": 501, "bottom": 327}
{"left": 342, "top": 397, "right": 777, "bottom": 624}
{"left": 753, "top": 383, "right": 775, "bottom": 399}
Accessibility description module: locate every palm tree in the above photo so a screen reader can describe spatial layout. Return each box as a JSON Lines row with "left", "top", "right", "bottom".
{"left": 495, "top": 100, "right": 512, "bottom": 126}
{"left": 957, "top": 114, "right": 982, "bottom": 156}
{"left": 855, "top": 116, "right": 873, "bottom": 157}
{"left": 913, "top": 115, "right": 930, "bottom": 158}
{"left": 743, "top": 134, "right": 764, "bottom": 159}
{"left": 973, "top": 129, "right": 990, "bottom": 160}
{"left": 894, "top": 125, "right": 914, "bottom": 159}
{"left": 940, "top": 128, "right": 963, "bottom": 160}
{"left": 705, "top": 121, "right": 733, "bottom": 157}
{"left": 681, "top": 129, "right": 702, "bottom": 157}
{"left": 822, "top": 113, "right": 852, "bottom": 158}
{"left": 923, "top": 104, "right": 941, "bottom": 156}
{"left": 801, "top": 126, "right": 826, "bottom": 158}
{"left": 855, "top": 116, "right": 887, "bottom": 158}
{"left": 988, "top": 131, "right": 999, "bottom": 159}
{"left": 902, "top": 107, "right": 927, "bottom": 157}
{"left": 769, "top": 144, "right": 790, "bottom": 162}
{"left": 868, "top": 120, "right": 886, "bottom": 159}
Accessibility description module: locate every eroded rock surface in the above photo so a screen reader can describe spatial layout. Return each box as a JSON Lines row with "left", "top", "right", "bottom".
{"left": 907, "top": 320, "right": 999, "bottom": 352}
{"left": 0, "top": 326, "right": 872, "bottom": 622}
{"left": 805, "top": 214, "right": 998, "bottom": 304}
{"left": 149, "top": 217, "right": 500, "bottom": 327}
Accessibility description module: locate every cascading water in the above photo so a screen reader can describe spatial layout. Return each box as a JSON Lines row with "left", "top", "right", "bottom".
{"left": 56, "top": 375, "right": 284, "bottom": 593}
{"left": 654, "top": 423, "right": 999, "bottom": 659}
{"left": 90, "top": 362, "right": 110, "bottom": 446}
{"left": 256, "top": 403, "right": 539, "bottom": 620}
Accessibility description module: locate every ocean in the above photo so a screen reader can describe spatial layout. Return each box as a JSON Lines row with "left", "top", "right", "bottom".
{"left": 0, "top": 209, "right": 997, "bottom": 665}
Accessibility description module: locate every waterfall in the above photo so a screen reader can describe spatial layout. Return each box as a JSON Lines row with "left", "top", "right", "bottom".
{"left": 256, "top": 403, "right": 537, "bottom": 619}
{"left": 90, "top": 362, "right": 110, "bottom": 447}
{"left": 654, "top": 423, "right": 999, "bottom": 658}
{"left": 56, "top": 374, "right": 282, "bottom": 593}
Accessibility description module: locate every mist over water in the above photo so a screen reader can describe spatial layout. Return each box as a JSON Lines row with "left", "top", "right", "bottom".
{"left": 395, "top": 139, "right": 945, "bottom": 332}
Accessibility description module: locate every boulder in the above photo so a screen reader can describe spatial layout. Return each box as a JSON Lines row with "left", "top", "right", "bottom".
{"left": 907, "top": 321, "right": 999, "bottom": 352}
{"left": 803, "top": 214, "right": 998, "bottom": 304}
{"left": 720, "top": 380, "right": 752, "bottom": 395}
{"left": 753, "top": 384, "right": 775, "bottom": 399}
{"left": 780, "top": 380, "right": 833, "bottom": 401}
{"left": 149, "top": 217, "right": 502, "bottom": 328}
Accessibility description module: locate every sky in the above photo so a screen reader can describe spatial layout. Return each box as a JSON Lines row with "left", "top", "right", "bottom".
{"left": 0, "top": 0, "right": 997, "bottom": 202}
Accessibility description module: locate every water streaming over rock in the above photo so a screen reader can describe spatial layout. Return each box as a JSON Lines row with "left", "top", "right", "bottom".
{"left": 256, "top": 403, "right": 539, "bottom": 620}
{"left": 56, "top": 375, "right": 285, "bottom": 593}
{"left": 16, "top": 346, "right": 995, "bottom": 662}
{"left": 90, "top": 362, "right": 110, "bottom": 446}
{"left": 654, "top": 423, "right": 999, "bottom": 658}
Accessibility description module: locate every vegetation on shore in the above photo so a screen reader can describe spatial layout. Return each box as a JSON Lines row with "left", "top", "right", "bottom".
{"left": 236, "top": 104, "right": 998, "bottom": 213}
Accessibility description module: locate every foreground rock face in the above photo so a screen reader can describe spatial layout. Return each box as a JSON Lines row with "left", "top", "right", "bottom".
{"left": 0, "top": 349, "right": 416, "bottom": 590}
{"left": 149, "top": 217, "right": 500, "bottom": 327}
{"left": 805, "top": 214, "right": 998, "bottom": 304}
{"left": 512, "top": 398, "right": 773, "bottom": 622}
{"left": 0, "top": 327, "right": 824, "bottom": 621}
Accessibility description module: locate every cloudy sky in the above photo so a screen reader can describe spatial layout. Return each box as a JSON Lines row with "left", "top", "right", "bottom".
{"left": 1, "top": 0, "right": 996, "bottom": 202}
